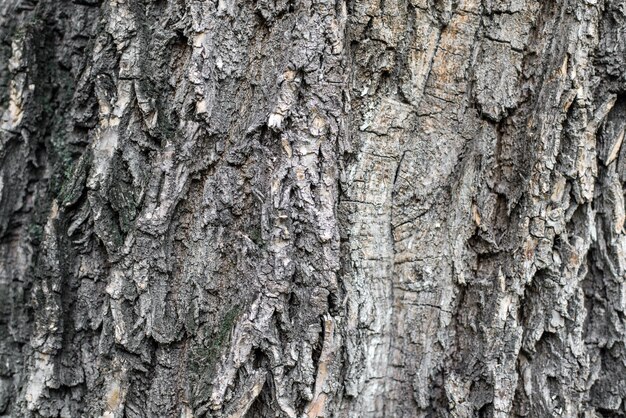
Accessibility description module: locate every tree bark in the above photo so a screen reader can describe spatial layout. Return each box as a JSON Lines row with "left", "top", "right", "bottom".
{"left": 1, "top": 0, "right": 626, "bottom": 416}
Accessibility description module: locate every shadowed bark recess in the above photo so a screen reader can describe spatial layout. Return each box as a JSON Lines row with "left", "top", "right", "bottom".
{"left": 2, "top": 0, "right": 626, "bottom": 416}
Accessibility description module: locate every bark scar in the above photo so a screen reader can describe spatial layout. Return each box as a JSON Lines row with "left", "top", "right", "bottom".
{"left": 304, "top": 315, "right": 335, "bottom": 418}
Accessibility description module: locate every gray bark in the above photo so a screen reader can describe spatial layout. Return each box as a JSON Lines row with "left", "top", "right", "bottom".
{"left": 1, "top": 0, "right": 626, "bottom": 416}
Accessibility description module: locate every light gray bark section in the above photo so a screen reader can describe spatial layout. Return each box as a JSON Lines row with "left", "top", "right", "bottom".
{"left": 1, "top": 0, "right": 626, "bottom": 417}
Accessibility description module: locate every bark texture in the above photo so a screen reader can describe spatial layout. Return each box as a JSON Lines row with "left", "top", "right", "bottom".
{"left": 2, "top": 0, "right": 626, "bottom": 416}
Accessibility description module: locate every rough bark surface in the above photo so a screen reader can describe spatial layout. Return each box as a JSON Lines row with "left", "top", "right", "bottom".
{"left": 2, "top": 0, "right": 626, "bottom": 416}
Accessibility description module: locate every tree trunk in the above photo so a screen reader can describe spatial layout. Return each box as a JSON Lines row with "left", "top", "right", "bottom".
{"left": 1, "top": 0, "right": 625, "bottom": 416}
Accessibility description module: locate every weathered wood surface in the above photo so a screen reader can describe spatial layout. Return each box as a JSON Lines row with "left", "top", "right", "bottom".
{"left": 2, "top": 0, "right": 626, "bottom": 416}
